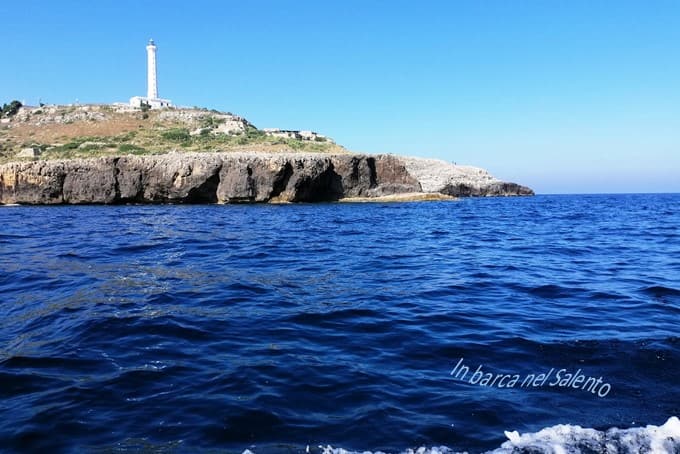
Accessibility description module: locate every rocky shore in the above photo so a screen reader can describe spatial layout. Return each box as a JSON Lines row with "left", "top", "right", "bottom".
{"left": 0, "top": 152, "right": 533, "bottom": 205}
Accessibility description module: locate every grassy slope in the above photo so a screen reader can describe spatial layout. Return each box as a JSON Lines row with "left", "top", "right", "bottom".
{"left": 0, "top": 105, "right": 348, "bottom": 164}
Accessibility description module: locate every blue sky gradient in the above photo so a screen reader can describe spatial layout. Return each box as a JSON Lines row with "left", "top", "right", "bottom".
{"left": 2, "top": 1, "right": 679, "bottom": 193}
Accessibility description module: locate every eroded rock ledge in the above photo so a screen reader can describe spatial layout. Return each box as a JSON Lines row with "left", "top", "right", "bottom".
{"left": 0, "top": 152, "right": 533, "bottom": 204}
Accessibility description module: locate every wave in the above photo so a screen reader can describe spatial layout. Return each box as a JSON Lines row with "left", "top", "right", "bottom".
{"left": 279, "top": 417, "right": 680, "bottom": 454}
{"left": 494, "top": 416, "right": 680, "bottom": 454}
{"left": 642, "top": 285, "right": 680, "bottom": 298}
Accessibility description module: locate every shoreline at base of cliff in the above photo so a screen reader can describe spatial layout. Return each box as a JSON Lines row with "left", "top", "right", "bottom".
{"left": 0, "top": 152, "right": 533, "bottom": 205}
{"left": 339, "top": 192, "right": 457, "bottom": 203}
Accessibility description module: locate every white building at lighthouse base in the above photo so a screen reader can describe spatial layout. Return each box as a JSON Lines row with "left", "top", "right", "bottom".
{"left": 129, "top": 96, "right": 172, "bottom": 109}
{"left": 129, "top": 39, "right": 172, "bottom": 110}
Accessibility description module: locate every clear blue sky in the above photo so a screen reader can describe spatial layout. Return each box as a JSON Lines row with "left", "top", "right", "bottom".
{"left": 2, "top": 1, "right": 679, "bottom": 194}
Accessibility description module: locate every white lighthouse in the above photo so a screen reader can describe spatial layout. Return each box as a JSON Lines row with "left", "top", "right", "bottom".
{"left": 146, "top": 39, "right": 158, "bottom": 99}
{"left": 130, "top": 39, "right": 172, "bottom": 109}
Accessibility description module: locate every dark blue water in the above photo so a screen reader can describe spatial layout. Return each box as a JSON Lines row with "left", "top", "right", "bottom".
{"left": 1, "top": 194, "right": 679, "bottom": 453}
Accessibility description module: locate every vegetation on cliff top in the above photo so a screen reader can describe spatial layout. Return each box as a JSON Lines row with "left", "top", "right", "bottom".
{"left": 1, "top": 100, "right": 23, "bottom": 118}
{"left": 0, "top": 104, "right": 347, "bottom": 163}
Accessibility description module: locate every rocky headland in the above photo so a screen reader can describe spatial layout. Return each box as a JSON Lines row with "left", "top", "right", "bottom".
{"left": 0, "top": 104, "right": 533, "bottom": 204}
{"left": 0, "top": 152, "right": 532, "bottom": 205}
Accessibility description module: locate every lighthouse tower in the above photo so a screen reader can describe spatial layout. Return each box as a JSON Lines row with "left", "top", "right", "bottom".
{"left": 146, "top": 39, "right": 158, "bottom": 99}
{"left": 130, "top": 39, "right": 172, "bottom": 109}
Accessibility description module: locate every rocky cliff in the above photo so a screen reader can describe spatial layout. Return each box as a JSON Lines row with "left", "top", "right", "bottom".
{"left": 400, "top": 156, "right": 534, "bottom": 197}
{"left": 0, "top": 152, "right": 533, "bottom": 204}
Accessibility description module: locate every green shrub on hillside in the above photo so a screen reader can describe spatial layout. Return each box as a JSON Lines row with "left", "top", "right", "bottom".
{"left": 246, "top": 126, "right": 265, "bottom": 139}
{"left": 63, "top": 140, "right": 84, "bottom": 150}
{"left": 161, "top": 128, "right": 191, "bottom": 142}
{"left": 119, "top": 144, "right": 147, "bottom": 154}
{"left": 1, "top": 100, "right": 22, "bottom": 118}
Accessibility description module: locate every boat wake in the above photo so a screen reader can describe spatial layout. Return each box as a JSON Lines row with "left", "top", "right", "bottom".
{"left": 286, "top": 417, "right": 680, "bottom": 454}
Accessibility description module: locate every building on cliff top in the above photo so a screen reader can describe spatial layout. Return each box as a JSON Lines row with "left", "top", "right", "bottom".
{"left": 262, "top": 128, "right": 330, "bottom": 142}
{"left": 130, "top": 39, "right": 172, "bottom": 109}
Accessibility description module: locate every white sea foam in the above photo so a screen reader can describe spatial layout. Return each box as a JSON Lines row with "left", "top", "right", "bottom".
{"left": 259, "top": 416, "right": 680, "bottom": 454}
{"left": 491, "top": 416, "right": 680, "bottom": 454}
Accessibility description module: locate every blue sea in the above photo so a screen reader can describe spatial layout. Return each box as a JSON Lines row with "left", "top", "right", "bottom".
{"left": 1, "top": 194, "right": 679, "bottom": 453}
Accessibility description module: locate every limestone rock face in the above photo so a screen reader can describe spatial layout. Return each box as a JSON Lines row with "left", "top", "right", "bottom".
{"left": 217, "top": 155, "right": 288, "bottom": 203}
{"left": 0, "top": 152, "right": 532, "bottom": 205}
{"left": 400, "top": 156, "right": 534, "bottom": 197}
{"left": 0, "top": 160, "right": 67, "bottom": 204}
{"left": 440, "top": 181, "right": 534, "bottom": 197}
{"left": 16, "top": 147, "right": 41, "bottom": 158}
{"left": 62, "top": 158, "right": 117, "bottom": 203}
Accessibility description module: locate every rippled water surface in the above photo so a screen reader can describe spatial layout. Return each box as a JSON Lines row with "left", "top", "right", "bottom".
{"left": 1, "top": 194, "right": 679, "bottom": 453}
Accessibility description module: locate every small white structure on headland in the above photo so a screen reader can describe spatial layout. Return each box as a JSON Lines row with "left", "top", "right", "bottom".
{"left": 16, "top": 147, "right": 41, "bottom": 158}
{"left": 130, "top": 39, "right": 172, "bottom": 109}
{"left": 262, "top": 128, "right": 329, "bottom": 142}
